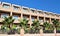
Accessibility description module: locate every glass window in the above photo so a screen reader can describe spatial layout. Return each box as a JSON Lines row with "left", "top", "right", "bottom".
{"left": 13, "top": 6, "right": 19, "bottom": 11}
{"left": 31, "top": 17, "right": 35, "bottom": 21}
{"left": 39, "top": 18, "right": 43, "bottom": 23}
{"left": 13, "top": 15, "right": 19, "bottom": 20}
{"left": 1, "top": 14, "right": 8, "bottom": 18}
{"left": 23, "top": 16, "right": 27, "bottom": 19}
{"left": 39, "top": 20, "right": 43, "bottom": 23}
{"left": 3, "top": 4, "right": 10, "bottom": 9}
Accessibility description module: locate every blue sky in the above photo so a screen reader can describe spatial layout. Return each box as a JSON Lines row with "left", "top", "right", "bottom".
{"left": 0, "top": 0, "right": 60, "bottom": 14}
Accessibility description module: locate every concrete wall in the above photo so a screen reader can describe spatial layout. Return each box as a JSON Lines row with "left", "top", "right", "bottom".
{"left": 0, "top": 33, "right": 60, "bottom": 36}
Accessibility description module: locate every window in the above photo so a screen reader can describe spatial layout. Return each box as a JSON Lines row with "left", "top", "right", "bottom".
{"left": 13, "top": 15, "right": 19, "bottom": 20}
{"left": 1, "top": 14, "right": 8, "bottom": 18}
{"left": 31, "top": 17, "right": 35, "bottom": 21}
{"left": 23, "top": 8, "right": 28, "bottom": 12}
{"left": 39, "top": 18, "right": 44, "bottom": 23}
{"left": 23, "top": 16, "right": 27, "bottom": 19}
{"left": 3, "top": 4, "right": 10, "bottom": 9}
{"left": 13, "top": 6, "right": 19, "bottom": 11}
{"left": 39, "top": 19, "right": 43, "bottom": 23}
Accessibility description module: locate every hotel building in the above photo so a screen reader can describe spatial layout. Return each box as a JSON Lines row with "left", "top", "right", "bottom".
{"left": 0, "top": 2, "right": 60, "bottom": 28}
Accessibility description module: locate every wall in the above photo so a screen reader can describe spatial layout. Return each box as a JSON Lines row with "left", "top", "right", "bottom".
{"left": 0, "top": 33, "right": 60, "bottom": 36}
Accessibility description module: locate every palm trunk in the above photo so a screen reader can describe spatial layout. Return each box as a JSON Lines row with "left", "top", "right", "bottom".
{"left": 20, "top": 28, "right": 24, "bottom": 36}
{"left": 54, "top": 28, "right": 56, "bottom": 36}
{"left": 40, "top": 27, "right": 43, "bottom": 36}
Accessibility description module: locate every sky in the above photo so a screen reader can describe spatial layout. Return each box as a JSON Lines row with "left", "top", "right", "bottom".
{"left": 0, "top": 0, "right": 60, "bottom": 14}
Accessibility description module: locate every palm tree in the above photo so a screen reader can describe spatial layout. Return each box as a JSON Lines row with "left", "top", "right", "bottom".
{"left": 52, "top": 19, "right": 59, "bottom": 36}
{"left": 56, "top": 22, "right": 60, "bottom": 33}
{"left": 43, "top": 22, "right": 54, "bottom": 33}
{"left": 1, "top": 16, "right": 15, "bottom": 34}
{"left": 2, "top": 16, "right": 15, "bottom": 28}
{"left": 31, "top": 19, "right": 40, "bottom": 34}
{"left": 19, "top": 18, "right": 29, "bottom": 35}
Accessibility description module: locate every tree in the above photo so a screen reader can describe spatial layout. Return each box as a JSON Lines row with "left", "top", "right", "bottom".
{"left": 19, "top": 18, "right": 29, "bottom": 29}
{"left": 19, "top": 18, "right": 29, "bottom": 34}
{"left": 52, "top": 19, "right": 59, "bottom": 36}
{"left": 56, "top": 22, "right": 60, "bottom": 33}
{"left": 2, "top": 16, "right": 15, "bottom": 28}
{"left": 1, "top": 16, "right": 15, "bottom": 34}
{"left": 43, "top": 22, "right": 54, "bottom": 33}
{"left": 31, "top": 19, "right": 40, "bottom": 34}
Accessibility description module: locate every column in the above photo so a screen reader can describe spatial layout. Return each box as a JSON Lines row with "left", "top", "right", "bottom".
{"left": 40, "top": 26, "right": 43, "bottom": 36}
{"left": 50, "top": 18, "right": 51, "bottom": 24}
{"left": 44, "top": 17, "right": 45, "bottom": 22}
{"left": 30, "top": 15, "right": 31, "bottom": 28}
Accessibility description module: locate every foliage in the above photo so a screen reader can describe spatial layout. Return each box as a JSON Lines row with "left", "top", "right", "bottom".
{"left": 1, "top": 16, "right": 16, "bottom": 34}
{"left": 1, "top": 25, "right": 10, "bottom": 33}
{"left": 19, "top": 18, "right": 29, "bottom": 28}
{"left": 3, "top": 16, "right": 15, "bottom": 26}
{"left": 19, "top": 18, "right": 29, "bottom": 33}
{"left": 30, "top": 19, "right": 40, "bottom": 34}
{"left": 52, "top": 19, "right": 59, "bottom": 27}
{"left": 43, "top": 22, "right": 54, "bottom": 30}
{"left": 43, "top": 22, "right": 54, "bottom": 33}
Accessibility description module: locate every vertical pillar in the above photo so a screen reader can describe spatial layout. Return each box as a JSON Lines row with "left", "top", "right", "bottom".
{"left": 10, "top": 12, "right": 12, "bottom": 16}
{"left": 37, "top": 16, "right": 39, "bottom": 20}
{"left": 20, "top": 28, "right": 24, "bottom": 36}
{"left": 20, "top": 7, "right": 24, "bottom": 36}
{"left": 21, "top": 13, "right": 23, "bottom": 19}
{"left": 10, "top": 4, "right": 13, "bottom": 16}
{"left": 21, "top": 7, "right": 23, "bottom": 19}
{"left": 44, "top": 17, "right": 45, "bottom": 22}
{"left": 50, "top": 18, "right": 51, "bottom": 24}
{"left": 54, "top": 28, "right": 56, "bottom": 36}
{"left": 30, "top": 15, "right": 31, "bottom": 28}
{"left": 40, "top": 26, "right": 43, "bottom": 36}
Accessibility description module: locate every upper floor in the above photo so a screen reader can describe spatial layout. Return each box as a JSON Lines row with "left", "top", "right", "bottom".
{"left": 0, "top": 2, "right": 60, "bottom": 19}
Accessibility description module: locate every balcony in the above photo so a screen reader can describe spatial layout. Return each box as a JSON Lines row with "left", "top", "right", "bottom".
{"left": 55, "top": 15, "right": 60, "bottom": 19}
{"left": 30, "top": 8, "right": 38, "bottom": 16}
{"left": 37, "top": 10, "right": 44, "bottom": 17}
{"left": 13, "top": 14, "right": 21, "bottom": 23}
{"left": 44, "top": 12, "right": 51, "bottom": 18}
{"left": 22, "top": 8, "right": 30, "bottom": 15}
{"left": 39, "top": 17, "right": 44, "bottom": 25}
{"left": 45, "top": 18, "right": 50, "bottom": 23}
{"left": 1, "top": 14, "right": 9, "bottom": 19}
{"left": 31, "top": 16, "right": 37, "bottom": 24}
{"left": 49, "top": 13, "right": 56, "bottom": 18}
{"left": 51, "top": 18, "right": 55, "bottom": 24}
{"left": 12, "top": 4, "right": 21, "bottom": 13}
{"left": 0, "top": 2, "right": 11, "bottom": 12}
